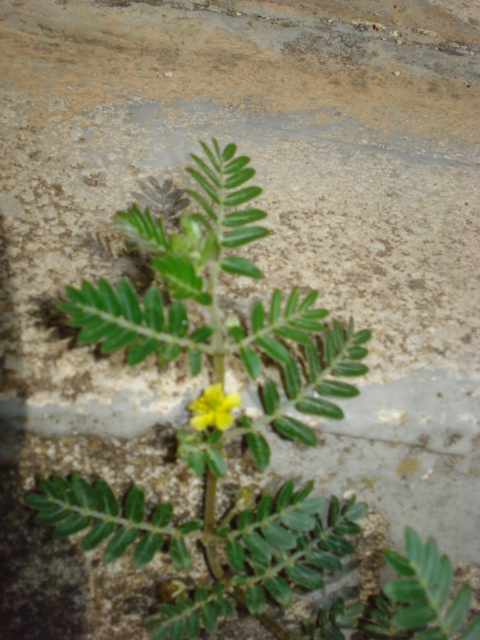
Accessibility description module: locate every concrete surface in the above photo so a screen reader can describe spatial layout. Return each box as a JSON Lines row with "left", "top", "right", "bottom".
{"left": 0, "top": 0, "right": 479, "bottom": 610}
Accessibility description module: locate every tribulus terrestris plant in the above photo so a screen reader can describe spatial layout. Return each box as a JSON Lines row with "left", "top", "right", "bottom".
{"left": 26, "top": 140, "right": 479, "bottom": 640}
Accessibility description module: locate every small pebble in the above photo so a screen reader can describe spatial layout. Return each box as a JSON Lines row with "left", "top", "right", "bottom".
{"left": 393, "top": 71, "right": 400, "bottom": 76}
{"left": 396, "top": 39, "right": 403, "bottom": 45}
{"left": 163, "top": 71, "right": 173, "bottom": 78}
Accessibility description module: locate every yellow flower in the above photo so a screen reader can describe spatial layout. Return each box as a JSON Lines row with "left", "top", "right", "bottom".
{"left": 188, "top": 383, "right": 242, "bottom": 432}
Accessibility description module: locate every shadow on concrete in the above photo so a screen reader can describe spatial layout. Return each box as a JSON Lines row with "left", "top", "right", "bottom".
{"left": 0, "top": 206, "right": 88, "bottom": 640}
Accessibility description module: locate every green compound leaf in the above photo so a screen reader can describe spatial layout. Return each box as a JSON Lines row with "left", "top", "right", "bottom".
{"left": 297, "top": 397, "right": 344, "bottom": 420}
{"left": 187, "top": 449, "right": 207, "bottom": 476}
{"left": 243, "top": 531, "right": 272, "bottom": 563}
{"left": 433, "top": 556, "right": 454, "bottom": 608}
{"left": 353, "top": 329, "right": 371, "bottom": 345}
{"left": 268, "top": 289, "right": 282, "bottom": 323}
{"left": 186, "top": 167, "right": 220, "bottom": 204}
{"left": 328, "top": 496, "right": 339, "bottom": 527}
{"left": 221, "top": 256, "right": 262, "bottom": 279}
{"left": 256, "top": 494, "right": 273, "bottom": 521}
{"left": 247, "top": 432, "right": 270, "bottom": 470}
{"left": 134, "top": 533, "right": 164, "bottom": 567}
{"left": 460, "top": 616, "right": 480, "bottom": 640}
{"left": 170, "top": 537, "right": 192, "bottom": 571}
{"left": 190, "top": 325, "right": 215, "bottom": 343}
{"left": 393, "top": 604, "right": 437, "bottom": 630}
{"left": 305, "top": 343, "right": 321, "bottom": 382}
{"left": 276, "top": 482, "right": 294, "bottom": 512}
{"left": 445, "top": 584, "right": 472, "bottom": 633}
{"left": 24, "top": 493, "right": 55, "bottom": 510}
{"left": 151, "top": 502, "right": 173, "bottom": 527}
{"left": 185, "top": 610, "right": 200, "bottom": 640}
{"left": 285, "top": 287, "right": 299, "bottom": 315}
{"left": 168, "top": 301, "right": 188, "bottom": 337}
{"left": 237, "top": 509, "right": 255, "bottom": 530}
{"left": 274, "top": 326, "right": 313, "bottom": 346}
{"left": 256, "top": 336, "right": 291, "bottom": 363}
{"left": 262, "top": 379, "right": 279, "bottom": 415}
{"left": 223, "top": 209, "right": 267, "bottom": 227}
{"left": 384, "top": 550, "right": 416, "bottom": 576}
{"left": 251, "top": 301, "right": 264, "bottom": 332}
{"left": 299, "top": 290, "right": 319, "bottom": 311}
{"left": 103, "top": 527, "right": 139, "bottom": 564}
{"left": 306, "top": 549, "right": 342, "bottom": 572}
{"left": 32, "top": 508, "right": 68, "bottom": 526}
{"left": 296, "top": 495, "right": 327, "bottom": 515}
{"left": 291, "top": 481, "right": 314, "bottom": 504}
{"left": 261, "top": 522, "right": 297, "bottom": 549}
{"left": 188, "top": 349, "right": 201, "bottom": 376}
{"left": 347, "top": 346, "right": 368, "bottom": 360}
{"left": 226, "top": 539, "right": 245, "bottom": 571}
{"left": 405, "top": 527, "right": 425, "bottom": 567}
{"left": 222, "top": 226, "right": 269, "bottom": 248}
{"left": 240, "top": 347, "right": 262, "bottom": 379}
{"left": 190, "top": 153, "right": 221, "bottom": 188}
{"left": 143, "top": 286, "right": 165, "bottom": 329}
{"left": 280, "top": 510, "right": 315, "bottom": 532}
{"left": 315, "top": 380, "right": 359, "bottom": 398}
{"left": 225, "top": 168, "right": 256, "bottom": 189}
{"left": 384, "top": 579, "right": 427, "bottom": 603}
{"left": 265, "top": 577, "right": 292, "bottom": 606}
{"left": 245, "top": 585, "right": 266, "bottom": 614}
{"left": 342, "top": 497, "right": 368, "bottom": 522}
{"left": 184, "top": 188, "right": 217, "bottom": 222}
{"left": 53, "top": 514, "right": 92, "bottom": 538}
{"left": 224, "top": 186, "right": 262, "bottom": 207}
{"left": 205, "top": 448, "right": 227, "bottom": 478}
{"left": 59, "top": 279, "right": 206, "bottom": 365}
{"left": 115, "top": 205, "right": 169, "bottom": 252}
{"left": 125, "top": 486, "right": 145, "bottom": 524}
{"left": 222, "top": 142, "right": 237, "bottom": 161}
{"left": 285, "top": 564, "right": 324, "bottom": 590}
{"left": 284, "top": 358, "right": 301, "bottom": 399}
{"left": 273, "top": 416, "right": 316, "bottom": 446}
{"left": 80, "top": 521, "right": 116, "bottom": 551}
{"left": 222, "top": 142, "right": 237, "bottom": 162}
{"left": 332, "top": 362, "right": 369, "bottom": 377}
{"left": 71, "top": 474, "right": 96, "bottom": 509}
{"left": 201, "top": 603, "right": 218, "bottom": 633}
{"left": 127, "top": 338, "right": 161, "bottom": 365}
{"left": 178, "top": 520, "right": 203, "bottom": 535}
{"left": 151, "top": 254, "right": 211, "bottom": 305}
{"left": 224, "top": 155, "right": 249, "bottom": 174}
{"left": 320, "top": 534, "right": 355, "bottom": 555}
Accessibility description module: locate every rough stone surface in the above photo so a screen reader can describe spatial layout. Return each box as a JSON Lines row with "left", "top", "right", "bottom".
{"left": 0, "top": 0, "right": 479, "bottom": 638}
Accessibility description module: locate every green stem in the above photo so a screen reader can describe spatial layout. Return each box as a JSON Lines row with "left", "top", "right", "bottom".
{"left": 198, "top": 145, "right": 291, "bottom": 640}
{"left": 203, "top": 151, "right": 227, "bottom": 582}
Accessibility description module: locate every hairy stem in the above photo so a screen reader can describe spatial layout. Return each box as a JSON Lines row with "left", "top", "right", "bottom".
{"left": 203, "top": 151, "right": 226, "bottom": 582}
{"left": 200, "top": 145, "right": 293, "bottom": 640}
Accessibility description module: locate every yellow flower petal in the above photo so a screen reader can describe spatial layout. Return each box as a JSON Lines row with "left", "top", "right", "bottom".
{"left": 190, "top": 413, "right": 213, "bottom": 431}
{"left": 204, "top": 383, "right": 223, "bottom": 400}
{"left": 188, "top": 398, "right": 206, "bottom": 412}
{"left": 220, "top": 392, "right": 242, "bottom": 411}
{"left": 188, "top": 384, "right": 242, "bottom": 433}
{"left": 214, "top": 411, "right": 234, "bottom": 431}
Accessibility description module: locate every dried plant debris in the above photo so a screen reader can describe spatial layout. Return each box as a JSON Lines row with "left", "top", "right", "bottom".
{"left": 131, "top": 178, "right": 190, "bottom": 226}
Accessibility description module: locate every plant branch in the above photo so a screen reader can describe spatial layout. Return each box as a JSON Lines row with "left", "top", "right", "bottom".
{"left": 223, "top": 335, "right": 358, "bottom": 443}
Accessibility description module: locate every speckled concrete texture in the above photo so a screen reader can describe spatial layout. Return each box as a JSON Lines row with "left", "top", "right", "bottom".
{"left": 0, "top": 0, "right": 479, "bottom": 636}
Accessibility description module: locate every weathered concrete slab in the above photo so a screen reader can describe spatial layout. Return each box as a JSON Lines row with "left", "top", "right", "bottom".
{"left": 0, "top": 0, "right": 479, "bottom": 636}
